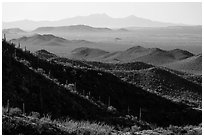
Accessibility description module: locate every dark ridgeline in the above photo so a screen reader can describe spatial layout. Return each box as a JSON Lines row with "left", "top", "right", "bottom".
{"left": 2, "top": 39, "right": 201, "bottom": 129}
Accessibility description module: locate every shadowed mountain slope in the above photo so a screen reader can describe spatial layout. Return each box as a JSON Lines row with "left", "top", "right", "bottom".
{"left": 35, "top": 49, "right": 58, "bottom": 60}
{"left": 2, "top": 40, "right": 201, "bottom": 126}
{"left": 2, "top": 41, "right": 114, "bottom": 121}
{"left": 36, "top": 50, "right": 201, "bottom": 108}
{"left": 113, "top": 67, "right": 202, "bottom": 108}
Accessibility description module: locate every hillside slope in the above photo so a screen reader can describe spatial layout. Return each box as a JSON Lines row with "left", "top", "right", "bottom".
{"left": 11, "top": 34, "right": 93, "bottom": 47}
{"left": 163, "top": 54, "right": 202, "bottom": 75}
{"left": 3, "top": 28, "right": 26, "bottom": 34}
{"left": 35, "top": 49, "right": 58, "bottom": 60}
{"left": 3, "top": 42, "right": 112, "bottom": 121}
{"left": 113, "top": 67, "right": 202, "bottom": 108}
{"left": 36, "top": 49, "right": 202, "bottom": 108}
{"left": 100, "top": 46, "right": 194, "bottom": 65}
{"left": 71, "top": 47, "right": 109, "bottom": 59}
{"left": 71, "top": 46, "right": 194, "bottom": 65}
{"left": 2, "top": 40, "right": 201, "bottom": 127}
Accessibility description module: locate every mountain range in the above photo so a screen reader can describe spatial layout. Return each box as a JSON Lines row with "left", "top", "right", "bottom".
{"left": 33, "top": 25, "right": 112, "bottom": 33}
{"left": 71, "top": 46, "right": 202, "bottom": 75}
{"left": 3, "top": 14, "right": 184, "bottom": 30}
{"left": 10, "top": 34, "right": 94, "bottom": 48}
{"left": 10, "top": 34, "right": 201, "bottom": 75}
{"left": 71, "top": 46, "right": 195, "bottom": 65}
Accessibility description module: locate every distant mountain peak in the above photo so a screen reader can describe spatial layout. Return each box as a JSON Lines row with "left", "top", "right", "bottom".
{"left": 126, "top": 46, "right": 146, "bottom": 52}
{"left": 30, "top": 34, "right": 66, "bottom": 41}
{"left": 169, "top": 49, "right": 194, "bottom": 60}
{"left": 36, "top": 49, "right": 52, "bottom": 54}
{"left": 150, "top": 48, "right": 165, "bottom": 52}
{"left": 35, "top": 49, "right": 57, "bottom": 59}
{"left": 71, "top": 47, "right": 109, "bottom": 59}
{"left": 126, "top": 15, "right": 137, "bottom": 18}
{"left": 88, "top": 13, "right": 110, "bottom": 18}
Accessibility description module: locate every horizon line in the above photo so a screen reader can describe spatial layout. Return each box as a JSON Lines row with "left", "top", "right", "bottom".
{"left": 2, "top": 13, "right": 196, "bottom": 25}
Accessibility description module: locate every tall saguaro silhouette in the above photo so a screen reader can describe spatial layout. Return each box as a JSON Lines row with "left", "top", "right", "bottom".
{"left": 139, "top": 107, "right": 142, "bottom": 121}
{"left": 108, "top": 96, "right": 111, "bottom": 106}
{"left": 3, "top": 33, "right": 6, "bottom": 41}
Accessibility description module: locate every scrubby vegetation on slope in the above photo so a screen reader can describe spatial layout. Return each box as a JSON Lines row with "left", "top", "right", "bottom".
{"left": 47, "top": 53, "right": 202, "bottom": 108}
{"left": 2, "top": 107, "right": 114, "bottom": 135}
{"left": 3, "top": 108, "right": 201, "bottom": 135}
{"left": 113, "top": 67, "right": 201, "bottom": 108}
{"left": 2, "top": 40, "right": 202, "bottom": 134}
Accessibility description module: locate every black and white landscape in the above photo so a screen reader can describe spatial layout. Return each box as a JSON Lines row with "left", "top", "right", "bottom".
{"left": 2, "top": 2, "right": 202, "bottom": 135}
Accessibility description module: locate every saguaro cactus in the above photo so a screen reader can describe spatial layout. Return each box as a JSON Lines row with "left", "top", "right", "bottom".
{"left": 127, "top": 106, "right": 130, "bottom": 114}
{"left": 39, "top": 87, "right": 44, "bottom": 113}
{"left": 108, "top": 96, "right": 111, "bottom": 106}
{"left": 13, "top": 49, "right": 17, "bottom": 58}
{"left": 48, "top": 70, "right": 51, "bottom": 77}
{"left": 139, "top": 107, "right": 142, "bottom": 121}
{"left": 23, "top": 103, "right": 25, "bottom": 115}
{"left": 3, "top": 33, "right": 6, "bottom": 41}
{"left": 18, "top": 43, "right": 21, "bottom": 48}
{"left": 7, "top": 99, "right": 10, "bottom": 114}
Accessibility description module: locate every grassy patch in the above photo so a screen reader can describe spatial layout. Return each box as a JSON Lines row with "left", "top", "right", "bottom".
{"left": 2, "top": 110, "right": 114, "bottom": 135}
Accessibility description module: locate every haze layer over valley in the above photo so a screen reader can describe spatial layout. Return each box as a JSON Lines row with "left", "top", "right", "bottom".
{"left": 4, "top": 24, "right": 202, "bottom": 55}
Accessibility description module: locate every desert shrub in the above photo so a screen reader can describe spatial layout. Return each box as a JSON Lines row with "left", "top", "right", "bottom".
{"left": 2, "top": 107, "right": 7, "bottom": 115}
{"left": 2, "top": 115, "right": 67, "bottom": 135}
{"left": 186, "top": 128, "right": 202, "bottom": 135}
{"left": 183, "top": 125, "right": 202, "bottom": 135}
{"left": 122, "top": 127, "right": 131, "bottom": 133}
{"left": 9, "top": 108, "right": 22, "bottom": 116}
{"left": 107, "top": 106, "right": 117, "bottom": 113}
{"left": 167, "top": 125, "right": 186, "bottom": 134}
{"left": 29, "top": 112, "right": 40, "bottom": 119}
{"left": 167, "top": 125, "right": 190, "bottom": 135}
{"left": 40, "top": 114, "right": 52, "bottom": 123}
{"left": 131, "top": 125, "right": 141, "bottom": 132}
{"left": 55, "top": 119, "right": 114, "bottom": 135}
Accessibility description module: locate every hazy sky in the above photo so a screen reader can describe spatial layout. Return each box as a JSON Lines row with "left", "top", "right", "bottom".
{"left": 3, "top": 2, "right": 202, "bottom": 25}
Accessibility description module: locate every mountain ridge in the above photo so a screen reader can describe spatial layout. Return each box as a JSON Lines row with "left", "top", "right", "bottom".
{"left": 3, "top": 28, "right": 26, "bottom": 34}
{"left": 164, "top": 54, "right": 202, "bottom": 75}
{"left": 3, "top": 14, "right": 185, "bottom": 30}
{"left": 70, "top": 46, "right": 194, "bottom": 65}
{"left": 10, "top": 34, "right": 94, "bottom": 49}
{"left": 33, "top": 25, "right": 112, "bottom": 33}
